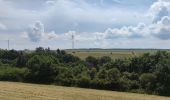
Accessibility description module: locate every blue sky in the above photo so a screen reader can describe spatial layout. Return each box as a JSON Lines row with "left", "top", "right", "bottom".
{"left": 0, "top": 0, "right": 170, "bottom": 49}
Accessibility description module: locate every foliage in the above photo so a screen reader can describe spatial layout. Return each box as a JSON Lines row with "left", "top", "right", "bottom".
{"left": 0, "top": 48, "right": 170, "bottom": 96}
{"left": 26, "top": 55, "right": 57, "bottom": 83}
{"left": 0, "top": 66, "right": 28, "bottom": 81}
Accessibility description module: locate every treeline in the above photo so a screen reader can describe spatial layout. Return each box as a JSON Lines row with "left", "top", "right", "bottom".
{"left": 0, "top": 47, "right": 170, "bottom": 96}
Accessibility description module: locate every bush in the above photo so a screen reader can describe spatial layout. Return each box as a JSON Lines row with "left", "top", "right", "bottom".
{"left": 107, "top": 68, "right": 121, "bottom": 81}
{"left": 26, "top": 55, "right": 57, "bottom": 83}
{"left": 0, "top": 66, "right": 28, "bottom": 82}
{"left": 139, "top": 73, "right": 157, "bottom": 93}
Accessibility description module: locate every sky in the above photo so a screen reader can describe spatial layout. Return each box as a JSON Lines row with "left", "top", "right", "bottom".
{"left": 0, "top": 0, "right": 170, "bottom": 50}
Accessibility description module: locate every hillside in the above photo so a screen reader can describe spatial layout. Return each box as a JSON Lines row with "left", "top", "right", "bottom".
{"left": 0, "top": 82, "right": 169, "bottom": 100}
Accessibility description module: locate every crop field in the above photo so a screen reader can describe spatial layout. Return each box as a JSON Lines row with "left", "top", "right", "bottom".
{"left": 66, "top": 49, "right": 170, "bottom": 59}
{"left": 0, "top": 82, "right": 169, "bottom": 100}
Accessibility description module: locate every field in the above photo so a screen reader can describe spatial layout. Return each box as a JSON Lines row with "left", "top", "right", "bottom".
{"left": 66, "top": 49, "right": 169, "bottom": 59}
{"left": 0, "top": 82, "right": 169, "bottom": 100}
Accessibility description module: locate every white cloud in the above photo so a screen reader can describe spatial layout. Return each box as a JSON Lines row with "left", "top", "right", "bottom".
{"left": 45, "top": 0, "right": 56, "bottom": 6}
{"left": 46, "top": 31, "right": 58, "bottom": 40}
{"left": 150, "top": 16, "right": 170, "bottom": 40}
{"left": 90, "top": 23, "right": 148, "bottom": 40}
{"left": 93, "top": 16, "right": 170, "bottom": 40}
{"left": 149, "top": 0, "right": 170, "bottom": 23}
{"left": 25, "top": 21, "right": 58, "bottom": 42}
{"left": 73, "top": 15, "right": 170, "bottom": 41}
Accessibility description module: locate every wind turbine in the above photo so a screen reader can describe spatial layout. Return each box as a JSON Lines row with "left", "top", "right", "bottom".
{"left": 71, "top": 22, "right": 79, "bottom": 49}
{"left": 0, "top": 38, "right": 11, "bottom": 50}
{"left": 72, "top": 33, "right": 75, "bottom": 49}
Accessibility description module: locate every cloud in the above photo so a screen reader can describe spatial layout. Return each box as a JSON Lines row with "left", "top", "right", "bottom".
{"left": 88, "top": 0, "right": 170, "bottom": 40}
{"left": 75, "top": 16, "right": 170, "bottom": 41}
{"left": 0, "top": 22, "right": 7, "bottom": 30}
{"left": 25, "top": 21, "right": 58, "bottom": 42}
{"left": 42, "top": 0, "right": 147, "bottom": 33}
{"left": 150, "top": 16, "right": 170, "bottom": 40}
{"left": 149, "top": 0, "right": 170, "bottom": 23}
{"left": 58, "top": 23, "right": 148, "bottom": 43}
{"left": 45, "top": 0, "right": 56, "bottom": 6}
{"left": 90, "top": 23, "right": 148, "bottom": 40}
{"left": 46, "top": 31, "right": 58, "bottom": 40}
{"left": 0, "top": 0, "right": 151, "bottom": 34}
{"left": 27, "top": 21, "right": 44, "bottom": 42}
{"left": 1, "top": 0, "right": 170, "bottom": 49}
{"left": 22, "top": 0, "right": 170, "bottom": 44}
{"left": 146, "top": 0, "right": 170, "bottom": 40}
{"left": 93, "top": 16, "right": 170, "bottom": 40}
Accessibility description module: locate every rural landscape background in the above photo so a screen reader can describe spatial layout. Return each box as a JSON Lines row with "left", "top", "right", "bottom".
{"left": 0, "top": 0, "right": 170, "bottom": 100}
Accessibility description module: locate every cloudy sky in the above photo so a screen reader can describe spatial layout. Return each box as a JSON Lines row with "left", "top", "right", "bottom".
{"left": 0, "top": 0, "right": 170, "bottom": 50}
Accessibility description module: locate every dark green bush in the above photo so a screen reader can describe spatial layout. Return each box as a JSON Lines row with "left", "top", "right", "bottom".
{"left": 0, "top": 66, "right": 28, "bottom": 81}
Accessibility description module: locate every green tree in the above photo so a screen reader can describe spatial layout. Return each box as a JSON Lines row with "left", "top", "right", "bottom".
{"left": 139, "top": 73, "right": 157, "bottom": 93}
{"left": 107, "top": 68, "right": 120, "bottom": 81}
{"left": 0, "top": 66, "right": 28, "bottom": 82}
{"left": 26, "top": 55, "right": 57, "bottom": 83}
{"left": 155, "top": 59, "right": 170, "bottom": 96}
{"left": 88, "top": 68, "right": 97, "bottom": 80}
{"left": 99, "top": 56, "right": 111, "bottom": 65}
{"left": 86, "top": 56, "right": 98, "bottom": 68}
{"left": 16, "top": 52, "right": 27, "bottom": 67}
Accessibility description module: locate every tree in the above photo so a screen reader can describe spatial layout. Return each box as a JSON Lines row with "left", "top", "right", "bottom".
{"left": 99, "top": 56, "right": 111, "bottom": 65}
{"left": 97, "top": 69, "right": 107, "bottom": 80}
{"left": 107, "top": 68, "right": 120, "bottom": 81}
{"left": 77, "top": 73, "right": 91, "bottom": 88}
{"left": 139, "top": 73, "right": 157, "bottom": 93}
{"left": 35, "top": 47, "right": 45, "bottom": 53}
{"left": 154, "top": 59, "right": 170, "bottom": 96}
{"left": 0, "top": 49, "right": 19, "bottom": 64}
{"left": 85, "top": 56, "right": 98, "bottom": 68}
{"left": 16, "top": 52, "right": 27, "bottom": 67}
{"left": 26, "top": 55, "right": 56, "bottom": 83}
{"left": 0, "top": 60, "right": 2, "bottom": 66}
{"left": 88, "top": 68, "right": 97, "bottom": 80}
{"left": 114, "top": 59, "right": 130, "bottom": 72}
{"left": 54, "top": 66, "right": 74, "bottom": 86}
{"left": 0, "top": 66, "right": 28, "bottom": 82}
{"left": 62, "top": 54, "right": 80, "bottom": 63}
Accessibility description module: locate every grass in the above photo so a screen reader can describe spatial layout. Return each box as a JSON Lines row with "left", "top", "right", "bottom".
{"left": 0, "top": 82, "right": 169, "bottom": 100}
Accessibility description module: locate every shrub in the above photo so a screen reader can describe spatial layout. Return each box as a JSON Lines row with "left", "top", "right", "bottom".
{"left": 0, "top": 66, "right": 28, "bottom": 82}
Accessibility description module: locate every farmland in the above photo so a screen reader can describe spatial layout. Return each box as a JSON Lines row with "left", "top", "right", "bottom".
{"left": 0, "top": 82, "right": 169, "bottom": 100}
{"left": 66, "top": 49, "right": 170, "bottom": 59}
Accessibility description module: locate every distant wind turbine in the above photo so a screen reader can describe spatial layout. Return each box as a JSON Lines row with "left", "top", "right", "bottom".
{"left": 72, "top": 33, "right": 75, "bottom": 49}
{"left": 0, "top": 39, "right": 11, "bottom": 50}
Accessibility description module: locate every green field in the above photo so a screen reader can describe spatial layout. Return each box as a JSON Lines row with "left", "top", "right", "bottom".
{"left": 66, "top": 49, "right": 170, "bottom": 59}
{"left": 0, "top": 82, "right": 169, "bottom": 100}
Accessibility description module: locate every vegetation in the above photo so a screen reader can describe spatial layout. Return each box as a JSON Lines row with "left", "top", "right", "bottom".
{"left": 0, "top": 47, "right": 170, "bottom": 96}
{"left": 66, "top": 49, "right": 170, "bottom": 59}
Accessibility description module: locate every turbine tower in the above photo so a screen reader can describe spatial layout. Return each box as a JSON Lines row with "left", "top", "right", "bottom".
{"left": 0, "top": 39, "right": 10, "bottom": 50}
{"left": 7, "top": 39, "right": 9, "bottom": 50}
{"left": 72, "top": 33, "right": 74, "bottom": 49}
